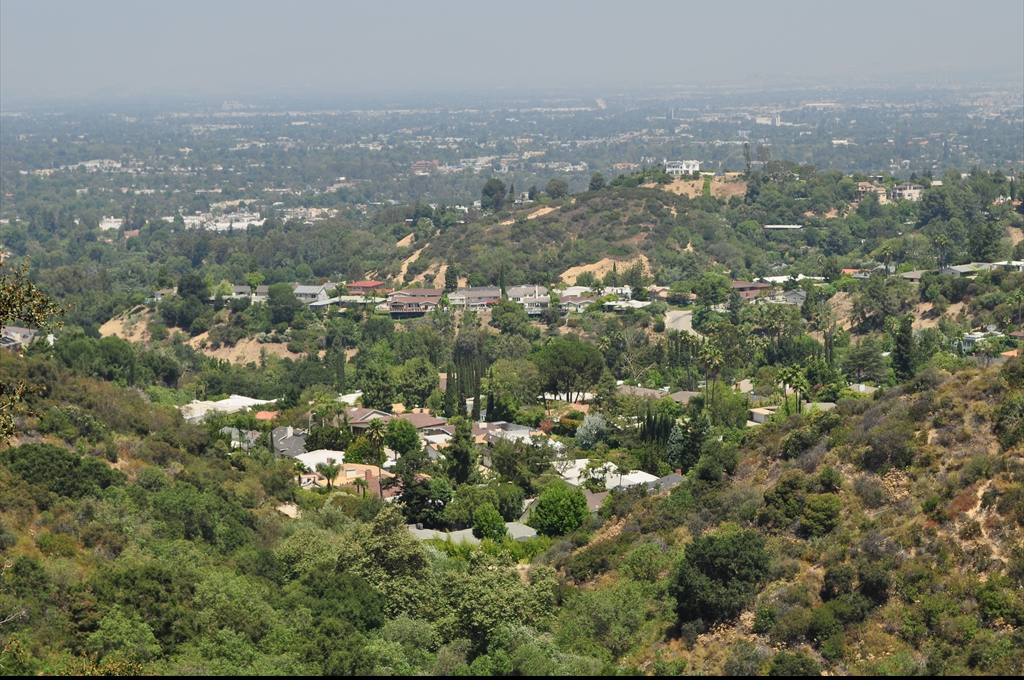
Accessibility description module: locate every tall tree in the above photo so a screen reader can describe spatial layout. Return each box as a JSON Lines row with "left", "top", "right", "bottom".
{"left": 444, "top": 261, "right": 458, "bottom": 294}
{"left": 545, "top": 179, "right": 568, "bottom": 199}
{"left": 361, "top": 345, "right": 396, "bottom": 412}
{"left": 444, "top": 416, "right": 477, "bottom": 485}
{"left": 531, "top": 337, "right": 604, "bottom": 403}
{"left": 892, "top": 314, "right": 917, "bottom": 382}
{"left": 480, "top": 178, "right": 506, "bottom": 212}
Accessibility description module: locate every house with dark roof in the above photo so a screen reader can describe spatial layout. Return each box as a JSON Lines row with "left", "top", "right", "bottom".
{"left": 387, "top": 289, "right": 443, "bottom": 317}
{"left": 449, "top": 286, "right": 501, "bottom": 310}
{"left": 730, "top": 281, "right": 772, "bottom": 300}
{"left": 668, "top": 390, "right": 700, "bottom": 405}
{"left": 292, "top": 283, "right": 338, "bottom": 303}
{"left": 617, "top": 385, "right": 667, "bottom": 400}
{"left": 272, "top": 426, "right": 307, "bottom": 458}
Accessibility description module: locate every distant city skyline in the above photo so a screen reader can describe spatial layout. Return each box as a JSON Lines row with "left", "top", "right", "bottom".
{"left": 1, "top": 0, "right": 1022, "bottom": 105}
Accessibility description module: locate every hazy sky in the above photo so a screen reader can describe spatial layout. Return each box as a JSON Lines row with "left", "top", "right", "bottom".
{"left": 2, "top": 0, "right": 1022, "bottom": 104}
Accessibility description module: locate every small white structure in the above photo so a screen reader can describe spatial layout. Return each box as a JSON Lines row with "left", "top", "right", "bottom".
{"left": 555, "top": 458, "right": 659, "bottom": 491}
{"left": 179, "top": 395, "right": 277, "bottom": 423}
{"left": 98, "top": 217, "right": 124, "bottom": 231}
{"left": 763, "top": 224, "right": 803, "bottom": 230}
{"left": 294, "top": 450, "right": 345, "bottom": 471}
{"left": 664, "top": 160, "right": 701, "bottom": 175}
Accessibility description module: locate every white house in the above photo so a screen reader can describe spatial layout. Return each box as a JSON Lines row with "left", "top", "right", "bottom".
{"left": 663, "top": 160, "right": 701, "bottom": 175}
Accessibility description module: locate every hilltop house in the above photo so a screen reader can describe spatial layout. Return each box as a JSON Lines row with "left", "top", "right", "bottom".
{"left": 891, "top": 183, "right": 925, "bottom": 202}
{"left": 663, "top": 160, "right": 700, "bottom": 175}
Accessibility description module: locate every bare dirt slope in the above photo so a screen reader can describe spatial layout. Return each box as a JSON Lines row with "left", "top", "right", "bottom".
{"left": 395, "top": 233, "right": 416, "bottom": 248}
{"left": 187, "top": 335, "right": 305, "bottom": 364}
{"left": 99, "top": 308, "right": 153, "bottom": 343}
{"left": 659, "top": 175, "right": 747, "bottom": 200}
{"left": 560, "top": 254, "right": 650, "bottom": 286}
{"left": 1009, "top": 226, "right": 1023, "bottom": 247}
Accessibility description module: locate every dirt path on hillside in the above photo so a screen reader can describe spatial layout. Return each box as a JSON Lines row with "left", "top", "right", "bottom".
{"left": 526, "top": 206, "right": 557, "bottom": 219}
{"left": 1008, "top": 226, "right": 1023, "bottom": 247}
{"left": 499, "top": 205, "right": 559, "bottom": 226}
{"left": 964, "top": 482, "right": 1004, "bottom": 566}
{"left": 396, "top": 233, "right": 416, "bottom": 248}
{"left": 560, "top": 254, "right": 650, "bottom": 286}
{"left": 398, "top": 244, "right": 428, "bottom": 280}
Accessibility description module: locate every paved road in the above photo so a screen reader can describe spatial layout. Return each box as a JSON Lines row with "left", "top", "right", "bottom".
{"left": 665, "top": 310, "right": 695, "bottom": 334}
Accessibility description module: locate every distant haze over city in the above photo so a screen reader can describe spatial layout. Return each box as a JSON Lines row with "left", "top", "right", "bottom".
{"left": 1, "top": 0, "right": 1022, "bottom": 106}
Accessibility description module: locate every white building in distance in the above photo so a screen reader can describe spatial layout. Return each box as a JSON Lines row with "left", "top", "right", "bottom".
{"left": 663, "top": 160, "right": 700, "bottom": 175}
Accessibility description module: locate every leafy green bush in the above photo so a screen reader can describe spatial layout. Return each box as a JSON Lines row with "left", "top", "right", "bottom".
{"left": 768, "top": 651, "right": 821, "bottom": 676}
{"left": 670, "top": 528, "right": 770, "bottom": 623}
{"left": 472, "top": 503, "right": 507, "bottom": 541}
{"left": 802, "top": 493, "right": 843, "bottom": 537}
{"left": 1, "top": 444, "right": 125, "bottom": 500}
{"left": 35, "top": 532, "right": 77, "bottom": 557}
{"left": 529, "top": 482, "right": 589, "bottom": 537}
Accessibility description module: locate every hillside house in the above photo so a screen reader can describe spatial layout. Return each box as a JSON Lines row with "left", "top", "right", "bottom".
{"left": 292, "top": 283, "right": 338, "bottom": 303}
{"left": 559, "top": 296, "right": 595, "bottom": 313}
{"left": 731, "top": 281, "right": 772, "bottom": 299}
{"left": 347, "top": 280, "right": 386, "bottom": 295}
{"left": 506, "top": 285, "right": 548, "bottom": 303}
{"left": 0, "top": 326, "right": 40, "bottom": 351}
{"left": 855, "top": 182, "right": 889, "bottom": 204}
{"left": 387, "top": 289, "right": 443, "bottom": 317}
{"left": 891, "top": 183, "right": 925, "bottom": 202}
{"left": 449, "top": 286, "right": 501, "bottom": 310}
{"left": 663, "top": 160, "right": 700, "bottom": 175}
{"left": 272, "top": 426, "right": 307, "bottom": 458}
{"left": 900, "top": 270, "right": 929, "bottom": 284}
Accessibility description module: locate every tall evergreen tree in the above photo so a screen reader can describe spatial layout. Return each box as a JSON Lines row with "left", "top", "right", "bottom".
{"left": 443, "top": 364, "right": 457, "bottom": 418}
{"left": 893, "top": 314, "right": 917, "bottom": 382}
{"left": 445, "top": 417, "right": 477, "bottom": 485}
{"left": 444, "top": 261, "right": 458, "bottom": 294}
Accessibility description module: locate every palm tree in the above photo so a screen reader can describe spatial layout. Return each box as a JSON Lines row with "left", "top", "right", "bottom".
{"left": 932, "top": 234, "right": 949, "bottom": 269}
{"left": 698, "top": 343, "right": 723, "bottom": 409}
{"left": 776, "top": 366, "right": 811, "bottom": 414}
{"left": 878, "top": 243, "right": 893, "bottom": 277}
{"left": 1013, "top": 289, "right": 1024, "bottom": 328}
{"left": 353, "top": 477, "right": 368, "bottom": 498}
{"left": 315, "top": 461, "right": 341, "bottom": 490}
{"left": 790, "top": 371, "right": 811, "bottom": 414}
{"left": 778, "top": 368, "right": 794, "bottom": 417}
{"left": 365, "top": 418, "right": 387, "bottom": 493}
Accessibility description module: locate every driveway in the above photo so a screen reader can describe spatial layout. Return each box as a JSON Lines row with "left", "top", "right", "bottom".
{"left": 665, "top": 310, "right": 698, "bottom": 335}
